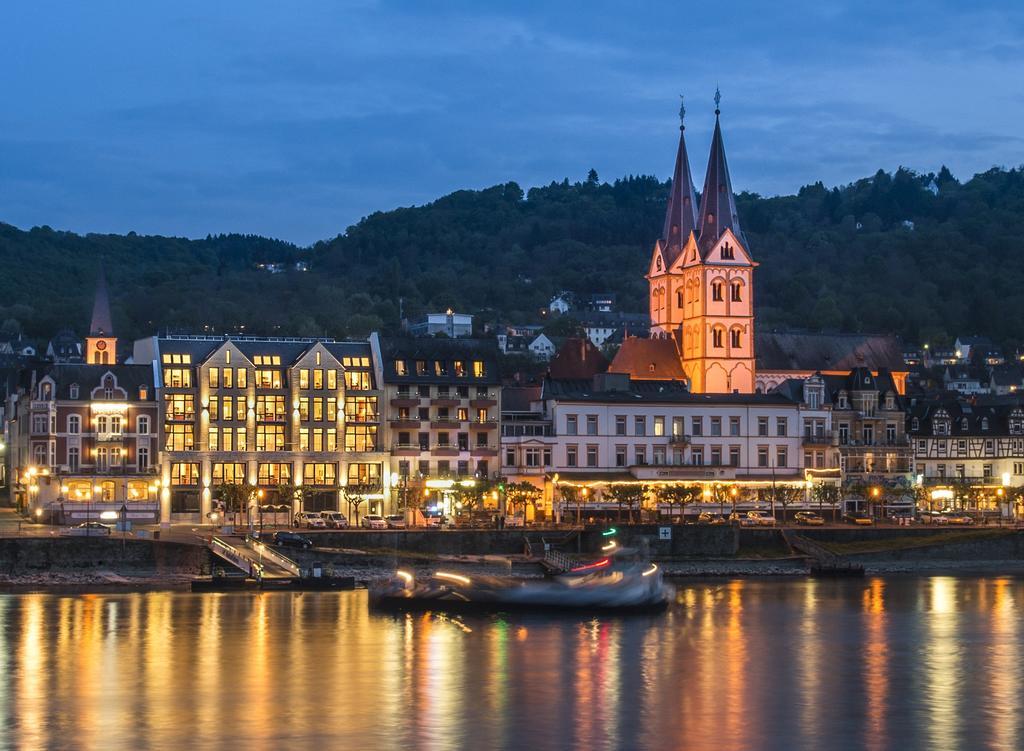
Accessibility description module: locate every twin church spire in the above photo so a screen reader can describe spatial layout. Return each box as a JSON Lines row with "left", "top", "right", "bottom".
{"left": 647, "top": 90, "right": 757, "bottom": 395}
{"left": 660, "top": 90, "right": 746, "bottom": 261}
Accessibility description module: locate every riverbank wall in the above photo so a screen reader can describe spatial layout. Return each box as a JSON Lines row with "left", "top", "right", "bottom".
{"left": 0, "top": 538, "right": 211, "bottom": 579}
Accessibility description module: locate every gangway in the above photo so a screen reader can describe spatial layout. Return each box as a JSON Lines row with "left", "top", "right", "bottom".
{"left": 208, "top": 535, "right": 301, "bottom": 583}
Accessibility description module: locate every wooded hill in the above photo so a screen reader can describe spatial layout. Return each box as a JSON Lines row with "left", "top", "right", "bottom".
{"left": 1, "top": 163, "right": 1022, "bottom": 351}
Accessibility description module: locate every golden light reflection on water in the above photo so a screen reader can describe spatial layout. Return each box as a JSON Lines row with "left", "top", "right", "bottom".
{"left": 1, "top": 580, "right": 1024, "bottom": 750}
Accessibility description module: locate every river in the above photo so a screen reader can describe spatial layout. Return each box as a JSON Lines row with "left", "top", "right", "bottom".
{"left": 0, "top": 576, "right": 1021, "bottom": 750}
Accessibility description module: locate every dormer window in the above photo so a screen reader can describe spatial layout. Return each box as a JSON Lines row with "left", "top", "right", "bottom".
{"left": 981, "top": 417, "right": 989, "bottom": 431}
{"left": 934, "top": 420, "right": 949, "bottom": 436}
{"left": 69, "top": 384, "right": 79, "bottom": 399}
{"left": 139, "top": 386, "right": 148, "bottom": 400}
{"left": 961, "top": 418, "right": 969, "bottom": 431}
{"left": 40, "top": 382, "right": 53, "bottom": 400}
{"left": 837, "top": 393, "right": 848, "bottom": 409}
{"left": 912, "top": 417, "right": 920, "bottom": 431}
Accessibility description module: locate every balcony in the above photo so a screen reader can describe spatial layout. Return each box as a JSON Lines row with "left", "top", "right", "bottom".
{"left": 255, "top": 414, "right": 287, "bottom": 423}
{"left": 668, "top": 433, "right": 690, "bottom": 445}
{"left": 389, "top": 415, "right": 421, "bottom": 429}
{"left": 345, "top": 413, "right": 380, "bottom": 424}
{"left": 95, "top": 432, "right": 125, "bottom": 442}
{"left": 469, "top": 419, "right": 498, "bottom": 430}
{"left": 392, "top": 443, "right": 424, "bottom": 456}
{"left": 802, "top": 431, "right": 834, "bottom": 446}
{"left": 430, "top": 396, "right": 461, "bottom": 407}
{"left": 470, "top": 395, "right": 497, "bottom": 409}
{"left": 432, "top": 444, "right": 461, "bottom": 457}
{"left": 430, "top": 418, "right": 463, "bottom": 429}
{"left": 471, "top": 444, "right": 499, "bottom": 457}
{"left": 390, "top": 396, "right": 420, "bottom": 409}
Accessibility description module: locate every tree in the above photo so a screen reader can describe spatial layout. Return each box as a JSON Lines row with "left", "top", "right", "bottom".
{"left": 341, "top": 483, "right": 377, "bottom": 524}
{"left": 604, "top": 484, "right": 647, "bottom": 524}
{"left": 277, "top": 483, "right": 308, "bottom": 515}
{"left": 505, "top": 482, "right": 542, "bottom": 521}
{"left": 657, "top": 484, "right": 702, "bottom": 522}
{"left": 774, "top": 486, "right": 804, "bottom": 522}
{"left": 811, "top": 483, "right": 842, "bottom": 521}
{"left": 217, "top": 482, "right": 260, "bottom": 525}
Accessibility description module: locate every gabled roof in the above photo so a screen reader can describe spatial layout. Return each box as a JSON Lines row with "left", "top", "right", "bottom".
{"left": 608, "top": 337, "right": 686, "bottom": 381}
{"left": 697, "top": 102, "right": 747, "bottom": 257}
{"left": 907, "top": 398, "right": 1024, "bottom": 437}
{"left": 548, "top": 337, "right": 608, "bottom": 380}
{"left": 756, "top": 331, "right": 906, "bottom": 372}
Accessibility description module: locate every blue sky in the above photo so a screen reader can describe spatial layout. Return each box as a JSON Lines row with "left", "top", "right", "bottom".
{"left": 2, "top": 1, "right": 1023, "bottom": 245}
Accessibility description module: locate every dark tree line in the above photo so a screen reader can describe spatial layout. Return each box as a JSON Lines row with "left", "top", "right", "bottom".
{"left": 1, "top": 163, "right": 1022, "bottom": 350}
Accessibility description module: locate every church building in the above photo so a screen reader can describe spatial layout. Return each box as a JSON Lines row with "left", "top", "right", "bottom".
{"left": 646, "top": 94, "right": 756, "bottom": 394}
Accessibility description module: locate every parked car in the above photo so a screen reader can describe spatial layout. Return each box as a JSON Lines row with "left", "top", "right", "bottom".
{"left": 794, "top": 511, "right": 825, "bottom": 526}
{"left": 294, "top": 512, "right": 327, "bottom": 529}
{"left": 696, "top": 512, "right": 726, "bottom": 525}
{"left": 272, "top": 531, "right": 313, "bottom": 549}
{"left": 385, "top": 514, "right": 407, "bottom": 529}
{"left": 746, "top": 510, "right": 776, "bottom": 527}
{"left": 61, "top": 521, "right": 112, "bottom": 537}
{"left": 322, "top": 511, "right": 350, "bottom": 529}
{"left": 843, "top": 512, "right": 874, "bottom": 526}
{"left": 937, "top": 512, "right": 974, "bottom": 526}
{"left": 361, "top": 514, "right": 387, "bottom": 529}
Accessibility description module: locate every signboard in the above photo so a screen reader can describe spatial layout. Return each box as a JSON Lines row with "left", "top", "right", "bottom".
{"left": 659, "top": 527, "right": 672, "bottom": 540}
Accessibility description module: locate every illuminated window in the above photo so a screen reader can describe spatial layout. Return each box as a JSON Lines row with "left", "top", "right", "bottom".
{"left": 170, "top": 462, "right": 200, "bottom": 485}
{"left": 164, "top": 424, "right": 195, "bottom": 451}
{"left": 313, "top": 369, "right": 324, "bottom": 390}
{"left": 347, "top": 463, "right": 381, "bottom": 486}
{"left": 303, "top": 463, "right": 337, "bottom": 486}
{"left": 344, "top": 371, "right": 371, "bottom": 391}
{"left": 212, "top": 462, "right": 246, "bottom": 484}
{"left": 255, "top": 425, "right": 284, "bottom": 451}
{"left": 299, "top": 369, "right": 310, "bottom": 389}
{"left": 258, "top": 463, "right": 292, "bottom": 486}
{"left": 255, "top": 369, "right": 282, "bottom": 389}
{"left": 395, "top": 360, "right": 408, "bottom": 376}
{"left": 327, "top": 370, "right": 337, "bottom": 390}
{"left": 472, "top": 361, "right": 486, "bottom": 378}
{"left": 345, "top": 396, "right": 378, "bottom": 422}
{"left": 164, "top": 393, "right": 195, "bottom": 420}
{"left": 209, "top": 368, "right": 220, "bottom": 389}
{"left": 345, "top": 425, "right": 378, "bottom": 452}
{"left": 255, "top": 395, "right": 286, "bottom": 422}
{"left": 162, "top": 367, "right": 192, "bottom": 388}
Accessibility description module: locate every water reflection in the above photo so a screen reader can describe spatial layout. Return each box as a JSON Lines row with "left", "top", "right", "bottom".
{"left": 2, "top": 578, "right": 1024, "bottom": 750}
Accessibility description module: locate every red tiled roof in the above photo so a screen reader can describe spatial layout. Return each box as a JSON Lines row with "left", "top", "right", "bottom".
{"left": 548, "top": 337, "right": 609, "bottom": 380}
{"left": 608, "top": 337, "right": 686, "bottom": 381}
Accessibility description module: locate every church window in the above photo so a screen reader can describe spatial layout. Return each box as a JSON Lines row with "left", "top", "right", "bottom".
{"left": 706, "top": 213, "right": 715, "bottom": 225}
{"left": 656, "top": 258, "right": 662, "bottom": 270}
{"left": 712, "top": 283, "right": 724, "bottom": 302}
{"left": 712, "top": 329, "right": 724, "bottom": 348}
{"left": 730, "top": 329, "right": 741, "bottom": 348}
{"left": 721, "top": 243, "right": 734, "bottom": 260}
{"left": 730, "top": 282, "right": 742, "bottom": 302}
{"left": 676, "top": 290, "right": 683, "bottom": 309}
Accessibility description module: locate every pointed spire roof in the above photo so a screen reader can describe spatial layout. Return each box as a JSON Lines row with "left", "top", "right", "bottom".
{"left": 697, "top": 90, "right": 746, "bottom": 256}
{"left": 660, "top": 97, "right": 699, "bottom": 266}
{"left": 90, "top": 262, "right": 113, "bottom": 337}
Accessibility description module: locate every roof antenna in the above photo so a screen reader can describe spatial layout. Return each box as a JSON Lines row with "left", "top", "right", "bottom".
{"left": 714, "top": 87, "right": 721, "bottom": 117}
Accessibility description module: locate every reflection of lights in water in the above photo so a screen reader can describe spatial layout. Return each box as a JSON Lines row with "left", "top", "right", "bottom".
{"left": 19, "top": 597, "right": 45, "bottom": 748}
{"left": 862, "top": 578, "right": 889, "bottom": 751}
{"left": 987, "top": 577, "right": 1018, "bottom": 751}
{"left": 642, "top": 563, "right": 658, "bottom": 576}
{"left": 435, "top": 571, "right": 471, "bottom": 585}
{"left": 925, "top": 577, "right": 961, "bottom": 751}
{"left": 797, "top": 580, "right": 822, "bottom": 743}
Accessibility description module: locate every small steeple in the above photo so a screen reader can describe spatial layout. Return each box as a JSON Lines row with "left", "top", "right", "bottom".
{"left": 90, "top": 262, "right": 113, "bottom": 337}
{"left": 660, "top": 95, "right": 699, "bottom": 266}
{"left": 697, "top": 89, "right": 747, "bottom": 256}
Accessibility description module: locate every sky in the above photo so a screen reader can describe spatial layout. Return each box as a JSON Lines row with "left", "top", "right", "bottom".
{"left": 2, "top": 1, "right": 1023, "bottom": 245}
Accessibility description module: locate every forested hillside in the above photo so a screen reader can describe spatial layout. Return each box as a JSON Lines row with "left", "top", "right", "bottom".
{"left": 1, "top": 164, "right": 1022, "bottom": 349}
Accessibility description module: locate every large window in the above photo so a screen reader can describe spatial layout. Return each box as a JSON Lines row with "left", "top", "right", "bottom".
{"left": 212, "top": 462, "right": 246, "bottom": 484}
{"left": 304, "top": 463, "right": 337, "bottom": 486}
{"left": 345, "top": 396, "right": 378, "bottom": 422}
{"left": 164, "top": 393, "right": 195, "bottom": 421}
{"left": 258, "top": 463, "right": 292, "bottom": 486}
{"left": 345, "top": 426, "right": 377, "bottom": 452}
{"left": 256, "top": 425, "right": 285, "bottom": 451}
{"left": 347, "top": 463, "right": 381, "bottom": 487}
{"left": 344, "top": 370, "right": 371, "bottom": 391}
{"left": 170, "top": 462, "right": 200, "bottom": 485}
{"left": 161, "top": 353, "right": 193, "bottom": 387}
{"left": 255, "top": 369, "right": 282, "bottom": 389}
{"left": 256, "top": 395, "right": 286, "bottom": 422}
{"left": 164, "top": 424, "right": 195, "bottom": 451}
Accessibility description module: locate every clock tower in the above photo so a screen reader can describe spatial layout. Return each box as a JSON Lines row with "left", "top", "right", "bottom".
{"left": 85, "top": 264, "right": 117, "bottom": 365}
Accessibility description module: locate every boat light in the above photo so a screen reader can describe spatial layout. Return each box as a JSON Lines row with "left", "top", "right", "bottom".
{"left": 601, "top": 540, "right": 617, "bottom": 552}
{"left": 435, "top": 571, "right": 471, "bottom": 585}
{"left": 570, "top": 558, "right": 610, "bottom": 573}
{"left": 642, "top": 564, "right": 658, "bottom": 577}
{"left": 396, "top": 570, "right": 413, "bottom": 585}
{"left": 602, "top": 528, "right": 618, "bottom": 537}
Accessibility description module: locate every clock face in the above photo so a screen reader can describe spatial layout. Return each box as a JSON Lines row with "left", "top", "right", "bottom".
{"left": 96, "top": 340, "right": 107, "bottom": 351}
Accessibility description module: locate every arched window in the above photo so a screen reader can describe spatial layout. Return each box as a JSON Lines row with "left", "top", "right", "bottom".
{"left": 68, "top": 415, "right": 81, "bottom": 434}
{"left": 730, "top": 281, "right": 743, "bottom": 302}
{"left": 712, "top": 328, "right": 724, "bottom": 348}
{"left": 712, "top": 282, "right": 724, "bottom": 302}
{"left": 721, "top": 243, "right": 734, "bottom": 260}
{"left": 676, "top": 290, "right": 683, "bottom": 309}
{"left": 730, "top": 328, "right": 741, "bottom": 349}
{"left": 33, "top": 444, "right": 47, "bottom": 465}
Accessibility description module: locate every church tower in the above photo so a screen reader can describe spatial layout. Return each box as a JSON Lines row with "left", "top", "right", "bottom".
{"left": 648, "top": 92, "right": 757, "bottom": 394}
{"left": 647, "top": 97, "right": 699, "bottom": 337}
{"left": 85, "top": 263, "right": 117, "bottom": 365}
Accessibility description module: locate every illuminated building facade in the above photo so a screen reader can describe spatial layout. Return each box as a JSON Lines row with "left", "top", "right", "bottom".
{"left": 371, "top": 334, "right": 501, "bottom": 515}
{"left": 132, "top": 335, "right": 389, "bottom": 523}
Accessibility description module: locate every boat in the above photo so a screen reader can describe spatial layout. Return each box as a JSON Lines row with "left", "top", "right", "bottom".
{"left": 368, "top": 554, "right": 672, "bottom": 615}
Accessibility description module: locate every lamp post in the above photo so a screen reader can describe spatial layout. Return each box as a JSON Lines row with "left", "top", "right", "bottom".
{"left": 257, "top": 488, "right": 265, "bottom": 535}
